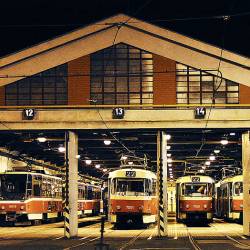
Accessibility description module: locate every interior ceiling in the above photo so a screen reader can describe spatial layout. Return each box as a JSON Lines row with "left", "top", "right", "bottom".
{"left": 0, "top": 128, "right": 244, "bottom": 180}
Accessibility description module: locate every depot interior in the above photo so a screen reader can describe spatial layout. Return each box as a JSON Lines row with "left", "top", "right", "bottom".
{"left": 0, "top": 128, "right": 243, "bottom": 212}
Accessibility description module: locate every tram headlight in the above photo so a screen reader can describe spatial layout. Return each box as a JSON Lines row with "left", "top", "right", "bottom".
{"left": 185, "top": 204, "right": 189, "bottom": 208}
{"left": 116, "top": 205, "right": 121, "bottom": 210}
{"left": 203, "top": 204, "right": 207, "bottom": 209}
{"left": 240, "top": 204, "right": 243, "bottom": 208}
{"left": 0, "top": 206, "right": 5, "bottom": 210}
{"left": 20, "top": 206, "right": 25, "bottom": 210}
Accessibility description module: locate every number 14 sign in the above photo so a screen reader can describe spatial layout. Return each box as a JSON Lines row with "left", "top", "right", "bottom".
{"left": 195, "top": 107, "right": 206, "bottom": 119}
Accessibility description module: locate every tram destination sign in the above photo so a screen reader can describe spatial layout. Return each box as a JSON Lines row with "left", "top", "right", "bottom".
{"left": 22, "top": 108, "right": 36, "bottom": 120}
{"left": 112, "top": 107, "right": 125, "bottom": 119}
{"left": 194, "top": 107, "right": 206, "bottom": 119}
{"left": 126, "top": 171, "right": 136, "bottom": 177}
{"left": 192, "top": 177, "right": 200, "bottom": 182}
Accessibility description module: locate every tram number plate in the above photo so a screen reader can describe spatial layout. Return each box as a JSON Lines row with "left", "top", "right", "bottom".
{"left": 126, "top": 171, "right": 136, "bottom": 177}
{"left": 192, "top": 177, "right": 200, "bottom": 182}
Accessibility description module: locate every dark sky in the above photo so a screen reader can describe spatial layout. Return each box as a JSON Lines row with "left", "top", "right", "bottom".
{"left": 0, "top": 0, "right": 250, "bottom": 58}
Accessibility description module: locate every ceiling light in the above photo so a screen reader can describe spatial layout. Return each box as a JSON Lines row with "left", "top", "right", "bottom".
{"left": 58, "top": 146, "right": 66, "bottom": 153}
{"left": 168, "top": 164, "right": 172, "bottom": 167}
{"left": 209, "top": 155, "right": 215, "bottom": 161}
{"left": 169, "top": 168, "right": 172, "bottom": 171}
{"left": 170, "top": 179, "right": 174, "bottom": 182}
{"left": 167, "top": 158, "right": 173, "bottom": 163}
{"left": 76, "top": 155, "right": 80, "bottom": 159}
{"left": 104, "top": 140, "right": 111, "bottom": 145}
{"left": 220, "top": 139, "right": 228, "bottom": 145}
{"left": 85, "top": 159, "right": 92, "bottom": 165}
{"left": 128, "top": 161, "right": 133, "bottom": 165}
{"left": 121, "top": 156, "right": 127, "bottom": 160}
{"left": 37, "top": 137, "right": 47, "bottom": 143}
{"left": 95, "top": 164, "right": 101, "bottom": 169}
{"left": 214, "top": 149, "right": 220, "bottom": 154}
{"left": 202, "top": 166, "right": 206, "bottom": 169}
{"left": 102, "top": 168, "right": 108, "bottom": 172}
{"left": 166, "top": 134, "right": 171, "bottom": 140}
{"left": 205, "top": 161, "right": 210, "bottom": 166}
{"left": 230, "top": 132, "right": 236, "bottom": 136}
{"left": 199, "top": 169, "right": 205, "bottom": 173}
{"left": 167, "top": 153, "right": 172, "bottom": 157}
{"left": 166, "top": 145, "right": 171, "bottom": 150}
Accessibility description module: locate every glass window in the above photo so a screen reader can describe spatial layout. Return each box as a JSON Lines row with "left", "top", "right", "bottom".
{"left": 234, "top": 181, "right": 243, "bottom": 196}
{"left": 5, "top": 64, "right": 68, "bottom": 105}
{"left": 90, "top": 43, "right": 153, "bottom": 105}
{"left": 176, "top": 63, "right": 239, "bottom": 104}
{"left": 181, "top": 183, "right": 212, "bottom": 197}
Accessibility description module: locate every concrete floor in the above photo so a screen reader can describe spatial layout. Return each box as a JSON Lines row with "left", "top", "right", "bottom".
{"left": 0, "top": 217, "right": 249, "bottom": 250}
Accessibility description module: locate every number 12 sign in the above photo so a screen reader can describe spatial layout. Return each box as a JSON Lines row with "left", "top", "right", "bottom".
{"left": 22, "top": 109, "right": 36, "bottom": 120}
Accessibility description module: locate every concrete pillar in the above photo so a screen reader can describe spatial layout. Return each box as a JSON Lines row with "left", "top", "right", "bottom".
{"left": 0, "top": 156, "right": 11, "bottom": 172}
{"left": 242, "top": 132, "right": 250, "bottom": 236}
{"left": 157, "top": 131, "right": 168, "bottom": 237}
{"left": 68, "top": 131, "right": 79, "bottom": 237}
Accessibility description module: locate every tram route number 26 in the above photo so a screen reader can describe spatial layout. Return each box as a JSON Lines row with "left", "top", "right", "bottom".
{"left": 112, "top": 107, "right": 125, "bottom": 119}
{"left": 22, "top": 109, "right": 36, "bottom": 120}
{"left": 126, "top": 171, "right": 136, "bottom": 177}
{"left": 194, "top": 107, "right": 206, "bottom": 119}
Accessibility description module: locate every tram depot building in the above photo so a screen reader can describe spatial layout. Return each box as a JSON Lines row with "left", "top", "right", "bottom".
{"left": 0, "top": 13, "right": 250, "bottom": 242}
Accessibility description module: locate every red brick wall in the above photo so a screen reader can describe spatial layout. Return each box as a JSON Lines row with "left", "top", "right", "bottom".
{"left": 239, "top": 84, "right": 250, "bottom": 104}
{"left": 153, "top": 54, "right": 176, "bottom": 105}
{"left": 68, "top": 55, "right": 90, "bottom": 105}
{"left": 0, "top": 87, "right": 5, "bottom": 105}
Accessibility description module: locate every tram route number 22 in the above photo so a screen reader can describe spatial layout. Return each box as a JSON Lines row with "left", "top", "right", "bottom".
{"left": 22, "top": 109, "right": 36, "bottom": 120}
{"left": 126, "top": 171, "right": 136, "bottom": 177}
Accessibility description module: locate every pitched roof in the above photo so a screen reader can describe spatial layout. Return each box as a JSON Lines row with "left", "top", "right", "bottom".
{"left": 0, "top": 13, "right": 249, "bottom": 86}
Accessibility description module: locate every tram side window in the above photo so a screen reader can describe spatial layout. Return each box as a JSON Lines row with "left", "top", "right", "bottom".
{"left": 228, "top": 182, "right": 233, "bottom": 197}
{"left": 234, "top": 182, "right": 243, "bottom": 196}
{"left": 144, "top": 179, "right": 151, "bottom": 195}
{"left": 78, "top": 184, "right": 85, "bottom": 199}
{"left": 33, "top": 175, "right": 42, "bottom": 197}
{"left": 152, "top": 179, "right": 156, "bottom": 196}
{"left": 87, "top": 186, "right": 93, "bottom": 199}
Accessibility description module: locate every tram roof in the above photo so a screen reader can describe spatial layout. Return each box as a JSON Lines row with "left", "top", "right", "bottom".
{"left": 176, "top": 175, "right": 215, "bottom": 184}
{"left": 108, "top": 168, "right": 156, "bottom": 179}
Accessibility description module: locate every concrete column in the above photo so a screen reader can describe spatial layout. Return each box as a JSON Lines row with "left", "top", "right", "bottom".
{"left": 162, "top": 132, "right": 168, "bottom": 236}
{"left": 242, "top": 132, "right": 250, "bottom": 236}
{"left": 68, "top": 131, "right": 79, "bottom": 237}
{"left": 157, "top": 131, "right": 168, "bottom": 237}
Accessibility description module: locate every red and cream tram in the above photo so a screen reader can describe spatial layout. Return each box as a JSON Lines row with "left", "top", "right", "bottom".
{"left": 0, "top": 171, "right": 102, "bottom": 225}
{"left": 108, "top": 168, "right": 157, "bottom": 225}
{"left": 215, "top": 175, "right": 243, "bottom": 221}
{"left": 176, "top": 175, "right": 215, "bottom": 222}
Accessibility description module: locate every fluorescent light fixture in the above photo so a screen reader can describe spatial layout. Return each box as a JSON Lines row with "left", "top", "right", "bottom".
{"left": 95, "top": 164, "right": 101, "bottom": 169}
{"left": 169, "top": 168, "right": 172, "bottom": 171}
{"left": 128, "top": 161, "right": 133, "bottom": 165}
{"left": 166, "top": 134, "right": 171, "bottom": 140}
{"left": 85, "top": 159, "right": 92, "bottom": 165}
{"left": 102, "top": 168, "right": 108, "bottom": 172}
{"left": 166, "top": 145, "right": 171, "bottom": 150}
{"left": 214, "top": 149, "right": 220, "bottom": 154}
{"left": 205, "top": 161, "right": 211, "bottom": 166}
{"left": 58, "top": 146, "right": 66, "bottom": 152}
{"left": 209, "top": 155, "right": 215, "bottom": 161}
{"left": 37, "top": 137, "right": 47, "bottom": 143}
{"left": 167, "top": 153, "right": 172, "bottom": 157}
{"left": 121, "top": 156, "right": 127, "bottom": 160}
{"left": 104, "top": 140, "right": 111, "bottom": 145}
{"left": 230, "top": 132, "right": 236, "bottom": 136}
{"left": 220, "top": 139, "right": 228, "bottom": 145}
{"left": 167, "top": 158, "right": 173, "bottom": 163}
{"left": 76, "top": 155, "right": 80, "bottom": 159}
{"left": 199, "top": 169, "right": 205, "bottom": 173}
{"left": 168, "top": 164, "right": 172, "bottom": 167}
{"left": 202, "top": 166, "right": 206, "bottom": 169}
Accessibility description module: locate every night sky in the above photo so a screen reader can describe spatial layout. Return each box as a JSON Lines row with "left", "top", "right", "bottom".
{"left": 0, "top": 0, "right": 250, "bottom": 58}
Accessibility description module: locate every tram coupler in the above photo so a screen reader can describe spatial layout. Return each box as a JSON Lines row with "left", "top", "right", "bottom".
{"left": 95, "top": 216, "right": 109, "bottom": 250}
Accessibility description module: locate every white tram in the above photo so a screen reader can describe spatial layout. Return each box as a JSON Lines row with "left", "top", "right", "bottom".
{"left": 108, "top": 168, "right": 157, "bottom": 225}
{"left": 176, "top": 175, "right": 215, "bottom": 222}
{"left": 215, "top": 175, "right": 243, "bottom": 221}
{"left": 0, "top": 171, "right": 102, "bottom": 225}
